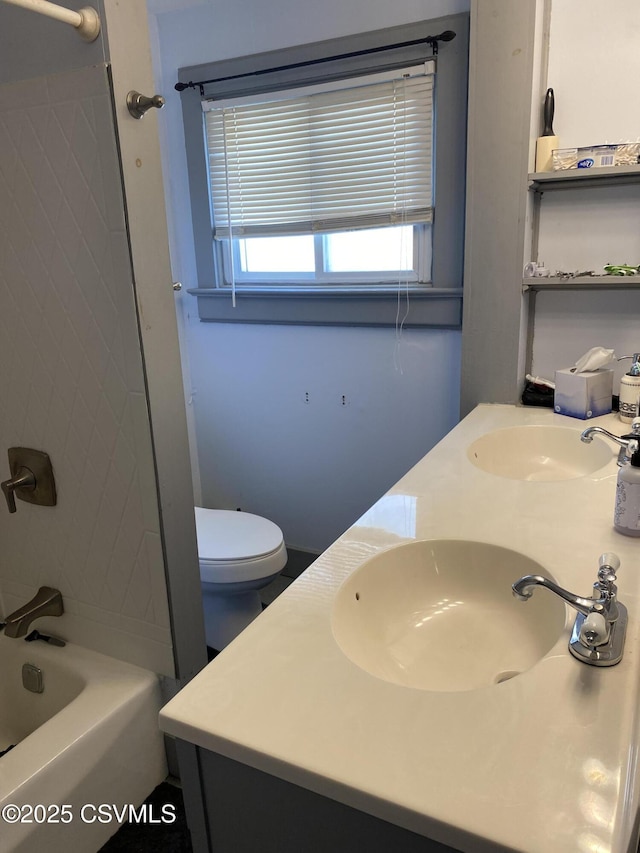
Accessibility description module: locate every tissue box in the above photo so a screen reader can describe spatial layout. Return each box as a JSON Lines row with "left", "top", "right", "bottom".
{"left": 552, "top": 143, "right": 640, "bottom": 171}
{"left": 554, "top": 368, "right": 613, "bottom": 419}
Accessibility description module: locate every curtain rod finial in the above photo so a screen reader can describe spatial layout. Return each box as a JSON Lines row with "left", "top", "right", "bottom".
{"left": 77, "top": 6, "right": 100, "bottom": 41}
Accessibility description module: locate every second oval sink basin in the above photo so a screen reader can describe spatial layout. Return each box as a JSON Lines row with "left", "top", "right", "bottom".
{"left": 467, "top": 425, "right": 613, "bottom": 481}
{"left": 331, "top": 540, "right": 566, "bottom": 692}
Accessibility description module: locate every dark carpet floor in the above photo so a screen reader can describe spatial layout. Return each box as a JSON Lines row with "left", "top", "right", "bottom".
{"left": 99, "top": 781, "right": 192, "bottom": 852}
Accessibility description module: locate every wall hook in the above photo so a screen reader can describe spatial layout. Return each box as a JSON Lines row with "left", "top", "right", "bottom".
{"left": 126, "top": 91, "right": 165, "bottom": 119}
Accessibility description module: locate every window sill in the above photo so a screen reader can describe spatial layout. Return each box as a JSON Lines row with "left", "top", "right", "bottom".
{"left": 187, "top": 287, "right": 463, "bottom": 327}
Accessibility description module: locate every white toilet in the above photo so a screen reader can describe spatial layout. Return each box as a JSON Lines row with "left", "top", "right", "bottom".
{"left": 195, "top": 506, "right": 288, "bottom": 651}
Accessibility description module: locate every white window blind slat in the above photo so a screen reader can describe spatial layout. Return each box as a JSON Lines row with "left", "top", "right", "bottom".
{"left": 203, "top": 65, "right": 435, "bottom": 239}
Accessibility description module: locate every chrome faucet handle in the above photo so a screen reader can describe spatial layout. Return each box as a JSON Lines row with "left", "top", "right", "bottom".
{"left": 595, "top": 553, "right": 620, "bottom": 610}
{"left": 513, "top": 554, "right": 627, "bottom": 666}
{"left": 618, "top": 418, "right": 640, "bottom": 444}
{"left": 1, "top": 468, "right": 36, "bottom": 513}
{"left": 597, "top": 552, "right": 620, "bottom": 586}
{"left": 599, "top": 552, "right": 620, "bottom": 570}
{"left": 580, "top": 611, "right": 609, "bottom": 648}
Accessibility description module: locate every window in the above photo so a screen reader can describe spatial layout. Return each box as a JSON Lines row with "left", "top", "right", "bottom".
{"left": 229, "top": 225, "right": 425, "bottom": 283}
{"left": 178, "top": 14, "right": 468, "bottom": 325}
{"left": 203, "top": 66, "right": 434, "bottom": 294}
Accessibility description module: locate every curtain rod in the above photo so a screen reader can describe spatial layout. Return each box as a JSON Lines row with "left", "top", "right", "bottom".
{"left": 0, "top": 0, "right": 100, "bottom": 41}
{"left": 176, "top": 29, "right": 456, "bottom": 96}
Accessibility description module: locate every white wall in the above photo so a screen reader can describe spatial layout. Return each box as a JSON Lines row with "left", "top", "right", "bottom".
{"left": 530, "top": 0, "right": 640, "bottom": 388}
{"left": 531, "top": 291, "right": 640, "bottom": 389}
{"left": 149, "top": 0, "right": 468, "bottom": 552}
{"left": 546, "top": 4, "right": 640, "bottom": 150}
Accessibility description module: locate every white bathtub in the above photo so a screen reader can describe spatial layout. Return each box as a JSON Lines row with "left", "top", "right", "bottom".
{"left": 0, "top": 633, "right": 167, "bottom": 852}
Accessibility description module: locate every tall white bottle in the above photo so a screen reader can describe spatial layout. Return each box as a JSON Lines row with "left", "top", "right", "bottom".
{"left": 619, "top": 353, "right": 640, "bottom": 423}
{"left": 614, "top": 440, "right": 640, "bottom": 536}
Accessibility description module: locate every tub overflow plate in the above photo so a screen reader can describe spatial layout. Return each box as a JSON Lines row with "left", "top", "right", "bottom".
{"left": 22, "top": 663, "right": 44, "bottom": 694}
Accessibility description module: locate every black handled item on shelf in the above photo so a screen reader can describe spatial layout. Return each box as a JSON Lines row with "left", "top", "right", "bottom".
{"left": 542, "top": 87, "right": 555, "bottom": 136}
{"left": 535, "top": 87, "right": 559, "bottom": 172}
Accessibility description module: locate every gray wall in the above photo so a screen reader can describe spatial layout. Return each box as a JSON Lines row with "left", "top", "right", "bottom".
{"left": 150, "top": 0, "right": 469, "bottom": 553}
{"left": 460, "top": 0, "right": 537, "bottom": 415}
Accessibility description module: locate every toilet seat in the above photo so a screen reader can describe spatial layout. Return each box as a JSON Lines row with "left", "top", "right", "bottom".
{"left": 195, "top": 507, "right": 287, "bottom": 584}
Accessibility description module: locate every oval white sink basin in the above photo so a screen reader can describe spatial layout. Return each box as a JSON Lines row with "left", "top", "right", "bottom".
{"left": 331, "top": 540, "right": 566, "bottom": 692}
{"left": 467, "top": 425, "right": 613, "bottom": 481}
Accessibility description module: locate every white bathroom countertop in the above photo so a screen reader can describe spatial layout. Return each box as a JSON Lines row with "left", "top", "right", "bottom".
{"left": 160, "top": 404, "right": 640, "bottom": 853}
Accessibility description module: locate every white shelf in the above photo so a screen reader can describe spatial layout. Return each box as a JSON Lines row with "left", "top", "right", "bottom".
{"left": 527, "top": 167, "right": 640, "bottom": 292}
{"left": 529, "top": 165, "right": 640, "bottom": 191}
{"left": 523, "top": 276, "right": 640, "bottom": 291}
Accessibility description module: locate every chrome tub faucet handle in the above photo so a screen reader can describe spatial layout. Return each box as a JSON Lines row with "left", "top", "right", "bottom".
{"left": 1, "top": 448, "right": 56, "bottom": 514}
{"left": 1, "top": 467, "right": 36, "bottom": 513}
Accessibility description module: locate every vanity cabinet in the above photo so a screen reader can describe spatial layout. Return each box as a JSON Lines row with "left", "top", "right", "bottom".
{"left": 185, "top": 746, "right": 459, "bottom": 853}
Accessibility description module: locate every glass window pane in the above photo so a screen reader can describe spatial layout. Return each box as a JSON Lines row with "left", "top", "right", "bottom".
{"left": 238, "top": 235, "right": 315, "bottom": 273}
{"left": 325, "top": 226, "right": 413, "bottom": 272}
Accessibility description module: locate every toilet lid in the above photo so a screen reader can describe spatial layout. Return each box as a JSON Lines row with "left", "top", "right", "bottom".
{"left": 194, "top": 507, "right": 284, "bottom": 562}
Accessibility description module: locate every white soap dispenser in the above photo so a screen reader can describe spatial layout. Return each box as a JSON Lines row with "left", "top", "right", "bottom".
{"left": 618, "top": 353, "right": 640, "bottom": 423}
{"left": 614, "top": 439, "right": 640, "bottom": 536}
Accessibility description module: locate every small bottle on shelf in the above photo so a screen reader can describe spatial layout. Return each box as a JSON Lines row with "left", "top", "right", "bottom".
{"left": 618, "top": 353, "right": 640, "bottom": 423}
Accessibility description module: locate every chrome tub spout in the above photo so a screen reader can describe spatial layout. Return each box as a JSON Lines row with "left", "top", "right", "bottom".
{"left": 3, "top": 587, "right": 63, "bottom": 639}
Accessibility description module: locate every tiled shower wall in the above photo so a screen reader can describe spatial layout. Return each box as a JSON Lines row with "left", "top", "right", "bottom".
{"left": 0, "top": 63, "right": 174, "bottom": 676}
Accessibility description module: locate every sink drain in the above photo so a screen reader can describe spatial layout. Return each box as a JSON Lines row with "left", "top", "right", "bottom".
{"left": 494, "top": 670, "right": 520, "bottom": 685}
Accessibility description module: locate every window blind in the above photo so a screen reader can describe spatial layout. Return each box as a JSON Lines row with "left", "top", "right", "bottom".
{"left": 202, "top": 63, "right": 435, "bottom": 240}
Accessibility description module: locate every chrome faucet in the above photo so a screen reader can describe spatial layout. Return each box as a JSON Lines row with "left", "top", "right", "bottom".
{"left": 3, "top": 587, "right": 64, "bottom": 639}
{"left": 512, "top": 553, "right": 627, "bottom": 666}
{"left": 581, "top": 419, "right": 640, "bottom": 466}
